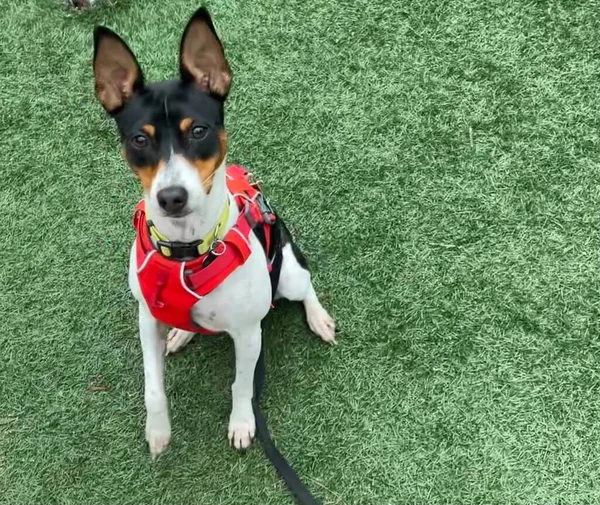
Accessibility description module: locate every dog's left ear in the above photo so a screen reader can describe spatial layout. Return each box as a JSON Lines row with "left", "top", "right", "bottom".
{"left": 179, "top": 7, "right": 232, "bottom": 99}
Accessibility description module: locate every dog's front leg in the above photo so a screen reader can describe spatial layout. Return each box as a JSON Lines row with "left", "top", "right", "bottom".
{"left": 138, "top": 302, "right": 171, "bottom": 458}
{"left": 228, "top": 323, "right": 261, "bottom": 450}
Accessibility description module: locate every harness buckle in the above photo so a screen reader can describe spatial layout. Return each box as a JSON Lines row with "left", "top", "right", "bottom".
{"left": 156, "top": 241, "right": 173, "bottom": 258}
{"left": 253, "top": 193, "right": 276, "bottom": 226}
{"left": 246, "top": 172, "right": 262, "bottom": 187}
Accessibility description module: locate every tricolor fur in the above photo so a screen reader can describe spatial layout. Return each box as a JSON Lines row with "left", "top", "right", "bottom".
{"left": 93, "top": 6, "right": 336, "bottom": 456}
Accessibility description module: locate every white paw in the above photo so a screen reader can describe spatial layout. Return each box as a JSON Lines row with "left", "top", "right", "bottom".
{"left": 146, "top": 414, "right": 171, "bottom": 458}
{"left": 228, "top": 409, "right": 256, "bottom": 450}
{"left": 305, "top": 302, "right": 337, "bottom": 344}
{"left": 165, "top": 328, "right": 195, "bottom": 355}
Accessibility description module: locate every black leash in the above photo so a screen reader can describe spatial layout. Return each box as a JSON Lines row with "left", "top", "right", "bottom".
{"left": 253, "top": 346, "right": 322, "bottom": 505}
{"left": 249, "top": 203, "right": 321, "bottom": 504}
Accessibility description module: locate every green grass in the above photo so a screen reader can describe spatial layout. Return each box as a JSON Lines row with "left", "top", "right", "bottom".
{"left": 1, "top": 0, "right": 599, "bottom": 503}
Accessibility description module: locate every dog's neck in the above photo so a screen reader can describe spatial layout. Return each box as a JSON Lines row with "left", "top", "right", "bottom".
{"left": 146, "top": 162, "right": 231, "bottom": 244}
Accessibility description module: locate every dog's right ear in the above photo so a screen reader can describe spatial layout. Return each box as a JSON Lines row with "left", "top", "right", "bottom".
{"left": 179, "top": 7, "right": 232, "bottom": 99}
{"left": 93, "top": 26, "right": 144, "bottom": 113}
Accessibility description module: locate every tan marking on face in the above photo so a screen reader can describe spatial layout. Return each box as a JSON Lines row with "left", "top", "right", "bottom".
{"left": 179, "top": 118, "right": 193, "bottom": 132}
{"left": 133, "top": 161, "right": 165, "bottom": 193}
{"left": 217, "top": 130, "right": 227, "bottom": 167}
{"left": 141, "top": 124, "right": 155, "bottom": 137}
{"left": 189, "top": 129, "right": 227, "bottom": 193}
{"left": 191, "top": 156, "right": 220, "bottom": 193}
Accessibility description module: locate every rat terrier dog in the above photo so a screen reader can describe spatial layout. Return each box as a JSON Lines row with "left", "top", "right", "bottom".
{"left": 93, "top": 7, "right": 336, "bottom": 457}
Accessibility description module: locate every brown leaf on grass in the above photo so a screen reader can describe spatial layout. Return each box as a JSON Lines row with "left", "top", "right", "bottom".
{"left": 88, "top": 374, "right": 110, "bottom": 392}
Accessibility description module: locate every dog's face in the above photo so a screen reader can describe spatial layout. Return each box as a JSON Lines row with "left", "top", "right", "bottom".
{"left": 93, "top": 8, "right": 232, "bottom": 218}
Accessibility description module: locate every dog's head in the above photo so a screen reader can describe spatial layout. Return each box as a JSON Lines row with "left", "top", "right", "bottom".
{"left": 93, "top": 7, "right": 232, "bottom": 218}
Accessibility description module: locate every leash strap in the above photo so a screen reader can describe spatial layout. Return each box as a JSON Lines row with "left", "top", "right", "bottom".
{"left": 251, "top": 204, "right": 320, "bottom": 504}
{"left": 253, "top": 346, "right": 322, "bottom": 505}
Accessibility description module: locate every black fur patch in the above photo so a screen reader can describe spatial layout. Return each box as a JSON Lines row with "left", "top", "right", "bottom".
{"left": 113, "top": 80, "right": 224, "bottom": 170}
{"left": 279, "top": 217, "right": 309, "bottom": 270}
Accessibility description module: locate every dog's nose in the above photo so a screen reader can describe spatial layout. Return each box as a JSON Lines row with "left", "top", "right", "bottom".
{"left": 157, "top": 186, "right": 188, "bottom": 215}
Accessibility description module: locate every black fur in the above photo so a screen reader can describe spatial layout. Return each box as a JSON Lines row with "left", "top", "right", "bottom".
{"left": 114, "top": 80, "right": 224, "bottom": 171}
{"left": 279, "top": 217, "right": 309, "bottom": 270}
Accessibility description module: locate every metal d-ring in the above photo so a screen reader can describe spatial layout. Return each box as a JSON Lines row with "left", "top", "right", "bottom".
{"left": 210, "top": 239, "right": 227, "bottom": 256}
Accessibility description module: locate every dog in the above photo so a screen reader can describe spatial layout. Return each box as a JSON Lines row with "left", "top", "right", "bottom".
{"left": 93, "top": 6, "right": 336, "bottom": 457}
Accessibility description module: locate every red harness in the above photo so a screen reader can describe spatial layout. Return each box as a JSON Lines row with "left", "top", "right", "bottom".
{"left": 133, "top": 165, "right": 276, "bottom": 334}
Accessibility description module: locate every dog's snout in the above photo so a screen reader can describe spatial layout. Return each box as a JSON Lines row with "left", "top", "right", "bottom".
{"left": 157, "top": 186, "right": 188, "bottom": 215}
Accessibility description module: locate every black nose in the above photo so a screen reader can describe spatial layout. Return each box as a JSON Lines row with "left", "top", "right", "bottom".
{"left": 157, "top": 186, "right": 188, "bottom": 215}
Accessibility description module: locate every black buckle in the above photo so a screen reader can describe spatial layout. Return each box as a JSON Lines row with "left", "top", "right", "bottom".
{"left": 156, "top": 239, "right": 204, "bottom": 261}
{"left": 256, "top": 193, "right": 275, "bottom": 225}
{"left": 245, "top": 194, "right": 275, "bottom": 229}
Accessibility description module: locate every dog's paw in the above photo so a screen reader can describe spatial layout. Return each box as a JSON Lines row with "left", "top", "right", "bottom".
{"left": 306, "top": 302, "right": 337, "bottom": 344}
{"left": 165, "top": 328, "right": 195, "bottom": 355}
{"left": 228, "top": 409, "right": 255, "bottom": 450}
{"left": 146, "top": 413, "right": 171, "bottom": 458}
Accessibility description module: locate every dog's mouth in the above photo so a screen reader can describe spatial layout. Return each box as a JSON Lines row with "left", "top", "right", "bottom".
{"left": 162, "top": 209, "right": 192, "bottom": 219}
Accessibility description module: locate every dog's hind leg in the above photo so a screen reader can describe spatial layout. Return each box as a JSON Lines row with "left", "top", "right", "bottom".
{"left": 275, "top": 222, "right": 336, "bottom": 344}
{"left": 165, "top": 328, "right": 196, "bottom": 354}
{"left": 302, "top": 284, "right": 337, "bottom": 344}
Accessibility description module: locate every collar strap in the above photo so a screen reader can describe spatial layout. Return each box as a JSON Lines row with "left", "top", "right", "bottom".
{"left": 147, "top": 202, "right": 230, "bottom": 260}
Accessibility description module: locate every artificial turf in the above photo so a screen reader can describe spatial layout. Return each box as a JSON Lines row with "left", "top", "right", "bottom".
{"left": 0, "top": 0, "right": 599, "bottom": 503}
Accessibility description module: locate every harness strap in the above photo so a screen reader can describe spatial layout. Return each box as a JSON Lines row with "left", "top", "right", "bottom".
{"left": 147, "top": 267, "right": 169, "bottom": 309}
{"left": 186, "top": 216, "right": 253, "bottom": 294}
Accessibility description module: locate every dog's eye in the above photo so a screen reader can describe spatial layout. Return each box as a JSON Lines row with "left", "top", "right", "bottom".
{"left": 191, "top": 125, "right": 208, "bottom": 140}
{"left": 131, "top": 134, "right": 149, "bottom": 149}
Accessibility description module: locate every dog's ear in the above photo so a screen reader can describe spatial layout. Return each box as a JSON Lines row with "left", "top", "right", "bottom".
{"left": 93, "top": 26, "right": 144, "bottom": 113}
{"left": 179, "top": 7, "right": 232, "bottom": 99}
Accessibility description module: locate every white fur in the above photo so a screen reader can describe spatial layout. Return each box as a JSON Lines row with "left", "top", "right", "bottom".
{"left": 129, "top": 153, "right": 335, "bottom": 457}
{"left": 147, "top": 153, "right": 229, "bottom": 243}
